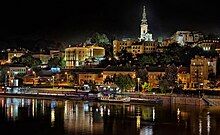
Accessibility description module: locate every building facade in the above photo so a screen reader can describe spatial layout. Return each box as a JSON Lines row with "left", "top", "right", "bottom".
{"left": 172, "top": 31, "right": 203, "bottom": 46}
{"left": 113, "top": 39, "right": 157, "bottom": 57}
{"left": 8, "top": 51, "right": 25, "bottom": 63}
{"left": 65, "top": 45, "right": 105, "bottom": 68}
{"left": 190, "top": 56, "right": 208, "bottom": 88}
{"left": 147, "top": 67, "right": 165, "bottom": 88}
{"left": 177, "top": 67, "right": 190, "bottom": 89}
{"left": 139, "top": 6, "right": 153, "bottom": 41}
{"left": 32, "top": 54, "right": 51, "bottom": 64}
{"left": 197, "top": 39, "right": 220, "bottom": 51}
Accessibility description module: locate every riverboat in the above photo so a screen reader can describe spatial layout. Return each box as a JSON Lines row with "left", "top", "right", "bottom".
{"left": 99, "top": 95, "right": 130, "bottom": 103}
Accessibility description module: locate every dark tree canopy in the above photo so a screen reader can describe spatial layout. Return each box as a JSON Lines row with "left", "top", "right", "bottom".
{"left": 48, "top": 57, "right": 65, "bottom": 68}
{"left": 11, "top": 54, "right": 42, "bottom": 69}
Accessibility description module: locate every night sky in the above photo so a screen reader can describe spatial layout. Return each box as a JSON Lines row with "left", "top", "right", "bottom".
{"left": 1, "top": 0, "right": 220, "bottom": 44}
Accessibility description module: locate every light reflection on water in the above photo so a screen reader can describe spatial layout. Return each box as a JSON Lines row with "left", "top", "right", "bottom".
{"left": 0, "top": 97, "right": 219, "bottom": 135}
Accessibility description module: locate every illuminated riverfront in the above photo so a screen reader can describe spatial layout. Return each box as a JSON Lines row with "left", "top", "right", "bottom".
{"left": 0, "top": 97, "right": 220, "bottom": 135}
{"left": 1, "top": 0, "right": 220, "bottom": 134}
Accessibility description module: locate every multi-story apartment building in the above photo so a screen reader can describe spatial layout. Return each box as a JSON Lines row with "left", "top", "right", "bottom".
{"left": 113, "top": 39, "right": 157, "bottom": 57}
{"left": 177, "top": 67, "right": 190, "bottom": 89}
{"left": 190, "top": 56, "right": 208, "bottom": 88}
{"left": 147, "top": 67, "right": 165, "bottom": 88}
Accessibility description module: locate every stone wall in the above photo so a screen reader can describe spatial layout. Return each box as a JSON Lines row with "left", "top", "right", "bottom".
{"left": 131, "top": 94, "right": 206, "bottom": 106}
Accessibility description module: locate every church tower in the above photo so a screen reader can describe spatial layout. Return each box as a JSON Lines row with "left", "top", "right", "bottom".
{"left": 139, "top": 6, "right": 153, "bottom": 41}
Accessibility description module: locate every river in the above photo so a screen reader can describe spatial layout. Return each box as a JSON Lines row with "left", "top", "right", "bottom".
{"left": 0, "top": 97, "right": 219, "bottom": 135}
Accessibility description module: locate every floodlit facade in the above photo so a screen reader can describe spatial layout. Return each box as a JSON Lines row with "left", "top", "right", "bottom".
{"left": 32, "top": 54, "right": 51, "bottom": 64}
{"left": 177, "top": 67, "right": 190, "bottom": 89}
{"left": 172, "top": 31, "right": 203, "bottom": 45}
{"left": 113, "top": 5, "right": 156, "bottom": 57}
{"left": 197, "top": 39, "right": 220, "bottom": 51}
{"left": 139, "top": 6, "right": 153, "bottom": 41}
{"left": 65, "top": 45, "right": 105, "bottom": 68}
{"left": 190, "top": 56, "right": 208, "bottom": 88}
{"left": 8, "top": 51, "right": 25, "bottom": 63}
{"left": 113, "top": 39, "right": 156, "bottom": 57}
{"left": 147, "top": 67, "right": 165, "bottom": 88}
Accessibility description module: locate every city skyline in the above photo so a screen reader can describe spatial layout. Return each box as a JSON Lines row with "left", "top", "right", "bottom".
{"left": 0, "top": 0, "right": 220, "bottom": 45}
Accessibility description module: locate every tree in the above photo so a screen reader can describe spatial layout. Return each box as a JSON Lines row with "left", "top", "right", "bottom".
{"left": 104, "top": 75, "right": 115, "bottom": 84}
{"left": 0, "top": 67, "right": 7, "bottom": 85}
{"left": 88, "top": 80, "right": 98, "bottom": 93}
{"left": 11, "top": 54, "right": 42, "bottom": 69}
{"left": 11, "top": 57, "right": 20, "bottom": 63}
{"left": 86, "top": 33, "right": 110, "bottom": 45}
{"left": 114, "top": 74, "right": 136, "bottom": 92}
{"left": 160, "top": 64, "right": 178, "bottom": 93}
{"left": 139, "top": 55, "right": 158, "bottom": 66}
{"left": 136, "top": 68, "right": 148, "bottom": 83}
{"left": 87, "top": 32, "right": 113, "bottom": 57}
{"left": 117, "top": 49, "right": 133, "bottom": 66}
{"left": 141, "top": 82, "right": 152, "bottom": 92}
{"left": 48, "top": 57, "right": 66, "bottom": 68}
{"left": 159, "top": 76, "right": 169, "bottom": 93}
{"left": 159, "top": 53, "right": 173, "bottom": 65}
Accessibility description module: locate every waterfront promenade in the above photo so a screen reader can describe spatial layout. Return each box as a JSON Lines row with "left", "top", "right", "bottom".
{"left": 1, "top": 87, "right": 217, "bottom": 106}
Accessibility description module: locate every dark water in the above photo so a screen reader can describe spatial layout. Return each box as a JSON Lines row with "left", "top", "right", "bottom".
{"left": 0, "top": 97, "right": 220, "bottom": 135}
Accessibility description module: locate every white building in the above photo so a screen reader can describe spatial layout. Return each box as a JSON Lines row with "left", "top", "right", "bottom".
{"left": 139, "top": 6, "right": 153, "bottom": 42}
{"left": 65, "top": 45, "right": 105, "bottom": 68}
{"left": 172, "top": 31, "right": 203, "bottom": 46}
{"left": 197, "top": 39, "right": 219, "bottom": 51}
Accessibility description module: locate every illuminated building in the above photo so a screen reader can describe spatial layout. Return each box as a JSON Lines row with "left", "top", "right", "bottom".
{"left": 65, "top": 45, "right": 105, "bottom": 68}
{"left": 162, "top": 38, "right": 174, "bottom": 47}
{"left": 190, "top": 56, "right": 208, "bottom": 88}
{"left": 171, "top": 31, "right": 203, "bottom": 46}
{"left": 139, "top": 6, "right": 153, "bottom": 41}
{"left": 8, "top": 64, "right": 27, "bottom": 76}
{"left": 177, "top": 67, "right": 191, "bottom": 89}
{"left": 32, "top": 53, "right": 51, "bottom": 64}
{"left": 113, "top": 39, "right": 156, "bottom": 57}
{"left": 103, "top": 66, "right": 136, "bottom": 81}
{"left": 147, "top": 67, "right": 165, "bottom": 88}
{"left": 7, "top": 51, "right": 25, "bottom": 63}
{"left": 72, "top": 68, "right": 104, "bottom": 85}
{"left": 50, "top": 49, "right": 63, "bottom": 58}
{"left": 207, "top": 58, "right": 217, "bottom": 75}
{"left": 113, "top": 6, "right": 156, "bottom": 57}
{"left": 6, "top": 65, "right": 27, "bottom": 86}
{"left": 0, "top": 59, "right": 7, "bottom": 65}
{"left": 197, "top": 39, "right": 220, "bottom": 51}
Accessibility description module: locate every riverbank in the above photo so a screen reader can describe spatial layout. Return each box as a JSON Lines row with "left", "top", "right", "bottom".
{"left": 0, "top": 91, "right": 215, "bottom": 106}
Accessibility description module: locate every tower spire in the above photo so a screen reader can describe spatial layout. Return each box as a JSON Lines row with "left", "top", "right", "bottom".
{"left": 139, "top": 5, "right": 153, "bottom": 41}
{"left": 141, "top": 6, "right": 147, "bottom": 24}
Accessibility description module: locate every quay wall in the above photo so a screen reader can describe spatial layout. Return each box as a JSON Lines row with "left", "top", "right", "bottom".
{"left": 129, "top": 94, "right": 206, "bottom": 106}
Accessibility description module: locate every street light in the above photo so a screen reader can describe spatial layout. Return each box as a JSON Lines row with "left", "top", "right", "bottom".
{"left": 65, "top": 72, "right": 68, "bottom": 83}
{"left": 137, "top": 78, "right": 140, "bottom": 97}
{"left": 33, "top": 71, "right": 36, "bottom": 86}
{"left": 52, "top": 75, "right": 55, "bottom": 89}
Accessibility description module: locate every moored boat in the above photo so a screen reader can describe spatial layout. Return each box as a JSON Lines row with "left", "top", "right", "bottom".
{"left": 99, "top": 96, "right": 130, "bottom": 103}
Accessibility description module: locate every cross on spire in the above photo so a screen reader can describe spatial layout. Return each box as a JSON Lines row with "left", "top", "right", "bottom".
{"left": 141, "top": 6, "right": 147, "bottom": 24}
